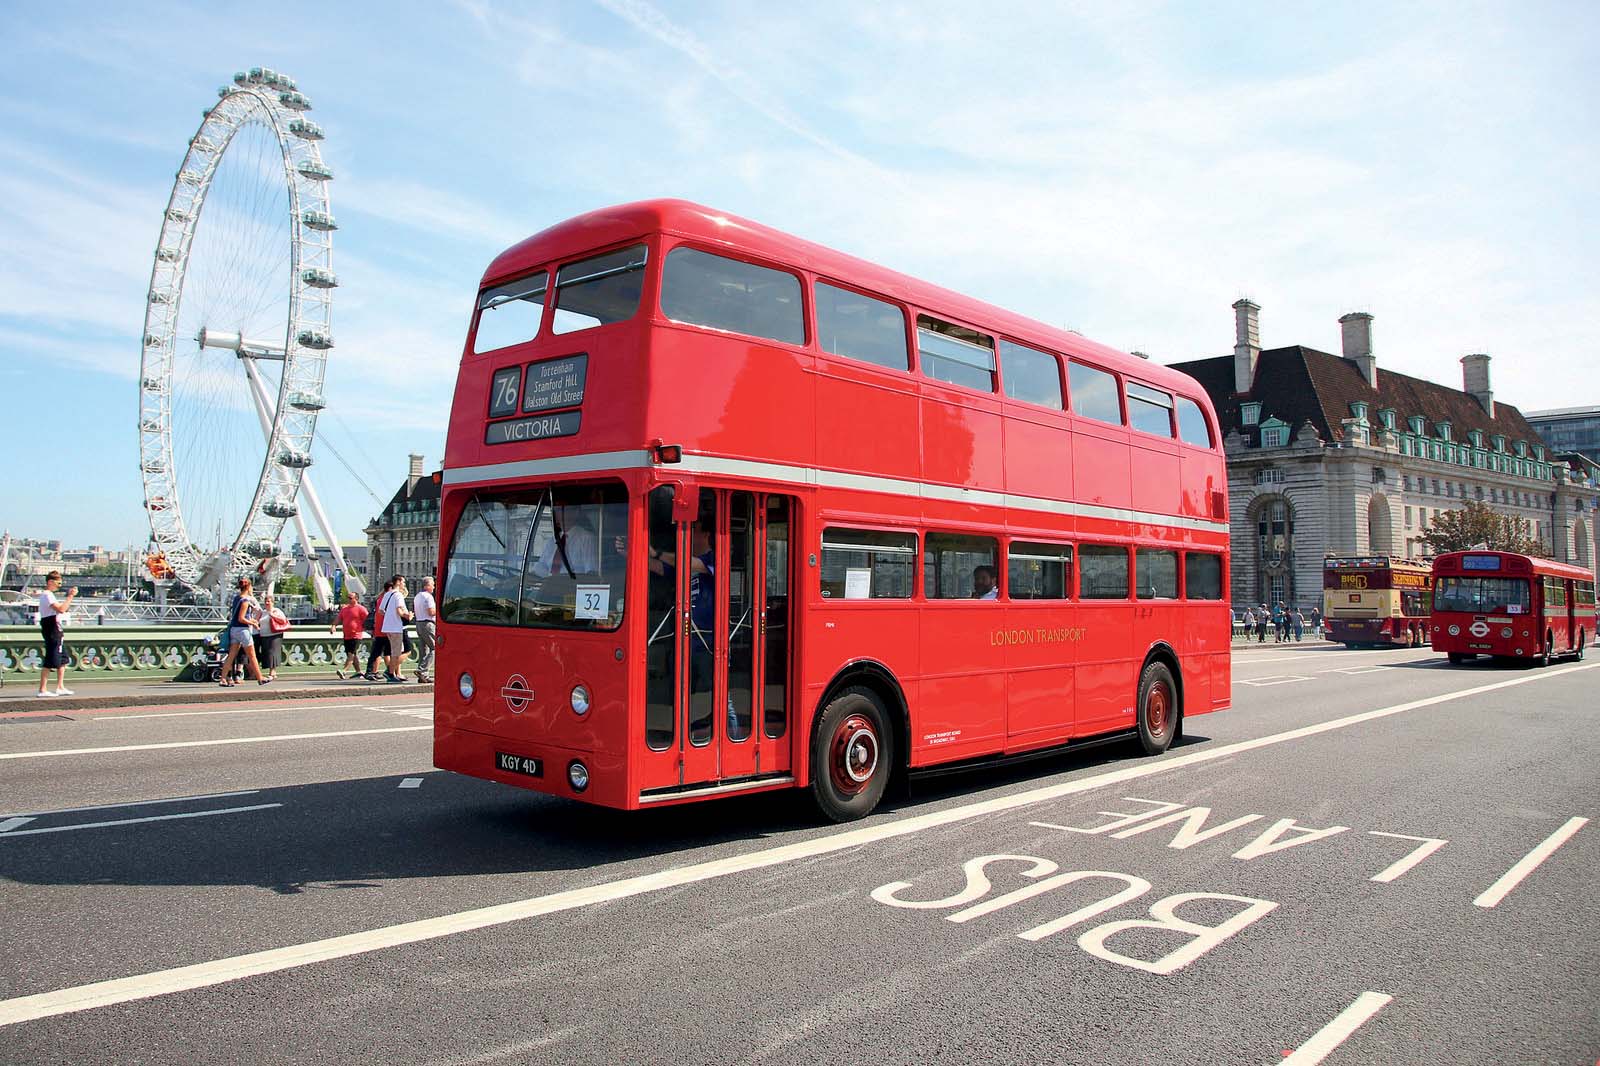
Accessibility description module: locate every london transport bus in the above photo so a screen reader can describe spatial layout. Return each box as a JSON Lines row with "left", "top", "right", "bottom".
{"left": 1321, "top": 556, "right": 1433, "bottom": 647}
{"left": 432, "top": 199, "right": 1231, "bottom": 821}
{"left": 1430, "top": 550, "right": 1594, "bottom": 665}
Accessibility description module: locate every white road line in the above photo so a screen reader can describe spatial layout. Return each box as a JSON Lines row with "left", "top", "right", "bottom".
{"left": 0, "top": 661, "right": 1592, "bottom": 1028}
{"left": 0, "top": 726, "right": 430, "bottom": 761}
{"left": 398, "top": 778, "right": 423, "bottom": 789}
{"left": 95, "top": 708, "right": 279, "bottom": 720}
{"left": 0, "top": 805, "right": 282, "bottom": 839}
{"left": 1231, "top": 653, "right": 1330, "bottom": 664}
{"left": 1367, "top": 832, "right": 1449, "bottom": 883}
{"left": 0, "top": 817, "right": 35, "bottom": 833}
{"left": 1472, "top": 816, "right": 1590, "bottom": 908}
{"left": 1237, "top": 675, "right": 1313, "bottom": 687}
{"left": 1280, "top": 991, "right": 1393, "bottom": 1064}
{"left": 3, "top": 790, "right": 261, "bottom": 820}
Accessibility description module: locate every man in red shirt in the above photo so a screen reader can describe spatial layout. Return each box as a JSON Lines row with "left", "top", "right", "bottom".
{"left": 330, "top": 589, "right": 369, "bottom": 680}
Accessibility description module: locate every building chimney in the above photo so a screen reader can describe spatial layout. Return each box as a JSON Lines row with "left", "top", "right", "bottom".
{"left": 1339, "top": 312, "right": 1377, "bottom": 388}
{"left": 407, "top": 453, "right": 424, "bottom": 495}
{"left": 1461, "top": 353, "right": 1494, "bottom": 417}
{"left": 1232, "top": 299, "right": 1260, "bottom": 394}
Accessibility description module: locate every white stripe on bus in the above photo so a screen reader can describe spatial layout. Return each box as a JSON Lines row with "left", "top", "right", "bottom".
{"left": 442, "top": 450, "right": 1229, "bottom": 533}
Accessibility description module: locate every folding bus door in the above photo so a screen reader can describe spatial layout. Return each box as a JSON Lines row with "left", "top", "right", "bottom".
{"left": 638, "top": 486, "right": 794, "bottom": 797}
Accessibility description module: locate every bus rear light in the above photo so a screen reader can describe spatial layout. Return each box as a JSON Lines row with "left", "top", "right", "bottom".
{"left": 458, "top": 672, "right": 475, "bottom": 701}
{"left": 567, "top": 761, "right": 590, "bottom": 792}
{"left": 570, "top": 684, "right": 591, "bottom": 715}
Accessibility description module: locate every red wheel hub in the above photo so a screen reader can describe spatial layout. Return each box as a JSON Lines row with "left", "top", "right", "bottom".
{"left": 829, "top": 713, "right": 879, "bottom": 796}
{"left": 1146, "top": 682, "right": 1172, "bottom": 739}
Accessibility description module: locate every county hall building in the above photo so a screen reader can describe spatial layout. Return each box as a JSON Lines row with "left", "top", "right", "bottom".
{"left": 1168, "top": 301, "right": 1600, "bottom": 610}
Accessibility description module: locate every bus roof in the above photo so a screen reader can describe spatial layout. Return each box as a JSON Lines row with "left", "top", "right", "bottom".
{"left": 482, "top": 198, "right": 1207, "bottom": 399}
{"left": 1432, "top": 550, "right": 1595, "bottom": 581}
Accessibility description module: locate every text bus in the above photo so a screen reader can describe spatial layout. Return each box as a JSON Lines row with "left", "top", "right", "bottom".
{"left": 433, "top": 200, "right": 1231, "bottom": 820}
{"left": 1322, "top": 556, "right": 1432, "bottom": 647}
{"left": 1430, "top": 550, "right": 1593, "bottom": 665}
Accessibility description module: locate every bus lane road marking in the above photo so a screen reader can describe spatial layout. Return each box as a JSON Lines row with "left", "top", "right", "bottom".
{"left": 0, "top": 805, "right": 282, "bottom": 839}
{"left": 0, "top": 659, "right": 1592, "bottom": 1029}
{"left": 1473, "top": 817, "right": 1589, "bottom": 909}
{"left": 0, "top": 725, "right": 431, "bottom": 761}
{"left": 1, "top": 790, "right": 283, "bottom": 840}
{"left": 1237, "top": 675, "right": 1314, "bottom": 687}
{"left": 1280, "top": 991, "right": 1393, "bottom": 1065}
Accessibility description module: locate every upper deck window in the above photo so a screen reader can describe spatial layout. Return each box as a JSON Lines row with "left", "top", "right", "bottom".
{"left": 552, "top": 244, "right": 647, "bottom": 335}
{"left": 918, "top": 316, "right": 995, "bottom": 393}
{"left": 1068, "top": 361, "right": 1123, "bottom": 426}
{"left": 661, "top": 246, "right": 804, "bottom": 345}
{"left": 474, "top": 273, "right": 548, "bottom": 355}
{"left": 1126, "top": 382, "right": 1175, "bottom": 438}
{"left": 1176, "top": 397, "right": 1214, "bottom": 448}
{"left": 1000, "top": 340, "right": 1063, "bottom": 409}
{"left": 815, "top": 282, "right": 908, "bottom": 370}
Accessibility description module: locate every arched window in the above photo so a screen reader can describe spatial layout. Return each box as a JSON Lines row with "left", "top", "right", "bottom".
{"left": 1253, "top": 496, "right": 1295, "bottom": 606}
{"left": 1368, "top": 495, "right": 1394, "bottom": 555}
{"left": 1576, "top": 518, "right": 1592, "bottom": 569}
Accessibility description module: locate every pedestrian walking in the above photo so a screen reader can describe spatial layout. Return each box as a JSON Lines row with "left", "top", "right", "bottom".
{"left": 1274, "top": 601, "right": 1287, "bottom": 643}
{"left": 363, "top": 580, "right": 392, "bottom": 680}
{"left": 413, "top": 575, "right": 437, "bottom": 682}
{"left": 378, "top": 575, "right": 412, "bottom": 683}
{"left": 1240, "top": 606, "right": 1255, "bottom": 641}
{"left": 1310, "top": 605, "right": 1323, "bottom": 636}
{"left": 1292, "top": 607, "right": 1305, "bottom": 642}
{"left": 218, "top": 576, "right": 265, "bottom": 686}
{"left": 330, "top": 589, "right": 369, "bottom": 679}
{"left": 1255, "top": 603, "right": 1268, "bottom": 643}
{"left": 255, "top": 592, "right": 289, "bottom": 681}
{"left": 35, "top": 570, "right": 77, "bottom": 697}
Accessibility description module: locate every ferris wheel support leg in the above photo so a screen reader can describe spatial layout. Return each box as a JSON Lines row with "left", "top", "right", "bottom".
{"left": 241, "top": 356, "right": 324, "bottom": 597}
{"left": 239, "top": 356, "right": 365, "bottom": 601}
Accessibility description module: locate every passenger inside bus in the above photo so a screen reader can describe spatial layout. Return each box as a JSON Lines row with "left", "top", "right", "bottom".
{"left": 972, "top": 565, "right": 998, "bottom": 600}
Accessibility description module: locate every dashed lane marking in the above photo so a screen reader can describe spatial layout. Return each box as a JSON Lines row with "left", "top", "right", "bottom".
{"left": 1280, "top": 991, "right": 1393, "bottom": 1064}
{"left": 0, "top": 660, "right": 1591, "bottom": 1029}
{"left": 1473, "top": 816, "right": 1590, "bottom": 909}
{"left": 398, "top": 778, "right": 423, "bottom": 789}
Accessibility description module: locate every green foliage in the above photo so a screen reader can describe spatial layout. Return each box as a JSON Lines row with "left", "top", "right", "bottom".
{"left": 76, "top": 561, "right": 128, "bottom": 577}
{"left": 1420, "top": 500, "right": 1546, "bottom": 557}
{"left": 274, "top": 573, "right": 313, "bottom": 598}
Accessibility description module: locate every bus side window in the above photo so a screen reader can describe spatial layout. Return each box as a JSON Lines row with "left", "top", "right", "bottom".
{"left": 923, "top": 532, "right": 999, "bottom": 599}
{"left": 1068, "top": 362, "right": 1124, "bottom": 426}
{"left": 1079, "top": 545, "right": 1130, "bottom": 599}
{"left": 1136, "top": 548, "right": 1179, "bottom": 599}
{"left": 1183, "top": 552, "right": 1223, "bottom": 600}
{"left": 1008, "top": 541, "right": 1072, "bottom": 599}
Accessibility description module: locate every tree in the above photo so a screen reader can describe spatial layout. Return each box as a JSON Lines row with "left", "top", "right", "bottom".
{"left": 1420, "top": 500, "right": 1546, "bottom": 557}
{"left": 274, "top": 573, "right": 313, "bottom": 598}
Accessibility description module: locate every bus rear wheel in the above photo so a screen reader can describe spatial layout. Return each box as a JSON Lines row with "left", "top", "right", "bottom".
{"left": 1447, "top": 652, "right": 1469, "bottom": 664}
{"left": 811, "top": 686, "right": 892, "bottom": 823}
{"left": 1136, "top": 661, "right": 1179, "bottom": 756}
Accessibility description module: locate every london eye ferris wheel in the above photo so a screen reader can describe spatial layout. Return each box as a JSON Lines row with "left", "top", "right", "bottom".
{"left": 137, "top": 68, "right": 361, "bottom": 600}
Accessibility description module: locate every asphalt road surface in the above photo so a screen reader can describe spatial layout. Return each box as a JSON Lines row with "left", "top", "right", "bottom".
{"left": 1, "top": 644, "right": 1595, "bottom": 1065}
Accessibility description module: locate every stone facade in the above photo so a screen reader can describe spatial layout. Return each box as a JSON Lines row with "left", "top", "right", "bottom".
{"left": 1171, "top": 303, "right": 1600, "bottom": 609}
{"left": 364, "top": 454, "right": 441, "bottom": 590}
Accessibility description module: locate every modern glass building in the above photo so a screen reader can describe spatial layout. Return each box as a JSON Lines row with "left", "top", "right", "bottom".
{"left": 1527, "top": 406, "right": 1600, "bottom": 466}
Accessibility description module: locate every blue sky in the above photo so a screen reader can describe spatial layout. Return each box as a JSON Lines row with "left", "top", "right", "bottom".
{"left": 2, "top": 0, "right": 1596, "bottom": 549}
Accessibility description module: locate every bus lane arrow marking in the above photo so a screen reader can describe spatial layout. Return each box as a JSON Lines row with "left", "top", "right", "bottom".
{"left": 0, "top": 817, "right": 35, "bottom": 834}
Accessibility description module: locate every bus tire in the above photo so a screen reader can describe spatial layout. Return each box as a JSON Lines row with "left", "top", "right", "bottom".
{"left": 1447, "top": 652, "right": 1467, "bottom": 664}
{"left": 1135, "top": 661, "right": 1179, "bottom": 756}
{"left": 810, "top": 686, "right": 892, "bottom": 823}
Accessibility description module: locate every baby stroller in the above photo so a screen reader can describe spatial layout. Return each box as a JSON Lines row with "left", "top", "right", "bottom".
{"left": 191, "top": 630, "right": 244, "bottom": 683}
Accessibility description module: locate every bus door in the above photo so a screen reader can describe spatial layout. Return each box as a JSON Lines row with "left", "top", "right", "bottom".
{"left": 639, "top": 486, "right": 793, "bottom": 794}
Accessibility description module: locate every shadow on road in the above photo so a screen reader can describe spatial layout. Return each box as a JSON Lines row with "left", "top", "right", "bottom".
{"left": 0, "top": 734, "right": 1195, "bottom": 894}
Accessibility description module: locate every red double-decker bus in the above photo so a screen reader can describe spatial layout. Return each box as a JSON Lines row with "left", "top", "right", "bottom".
{"left": 1322, "top": 556, "right": 1432, "bottom": 647}
{"left": 433, "top": 199, "right": 1231, "bottom": 820}
{"left": 1431, "top": 550, "right": 1594, "bottom": 665}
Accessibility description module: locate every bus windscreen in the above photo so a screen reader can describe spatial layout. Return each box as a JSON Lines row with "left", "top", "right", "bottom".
{"left": 1433, "top": 576, "right": 1530, "bottom": 615}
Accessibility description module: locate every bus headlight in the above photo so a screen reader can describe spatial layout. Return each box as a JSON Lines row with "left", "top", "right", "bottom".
{"left": 567, "top": 760, "right": 590, "bottom": 792}
{"left": 458, "top": 672, "right": 475, "bottom": 700}
{"left": 1448, "top": 625, "right": 1460, "bottom": 636}
{"left": 570, "top": 685, "right": 591, "bottom": 715}
{"left": 1501, "top": 628, "right": 1512, "bottom": 638}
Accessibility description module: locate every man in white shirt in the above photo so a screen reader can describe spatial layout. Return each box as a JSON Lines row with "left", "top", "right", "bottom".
{"left": 36, "top": 570, "right": 77, "bottom": 697}
{"left": 412, "top": 576, "right": 437, "bottom": 682}
{"left": 531, "top": 503, "right": 599, "bottom": 578}
{"left": 378, "top": 575, "right": 412, "bottom": 683}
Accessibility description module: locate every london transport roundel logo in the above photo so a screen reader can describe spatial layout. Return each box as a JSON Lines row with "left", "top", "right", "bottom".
{"left": 500, "top": 674, "right": 533, "bottom": 714}
{"left": 1469, "top": 621, "right": 1490, "bottom": 637}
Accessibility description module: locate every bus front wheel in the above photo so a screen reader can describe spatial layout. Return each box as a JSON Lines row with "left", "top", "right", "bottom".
{"left": 811, "top": 686, "right": 892, "bottom": 823}
{"left": 1136, "top": 661, "right": 1179, "bottom": 756}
